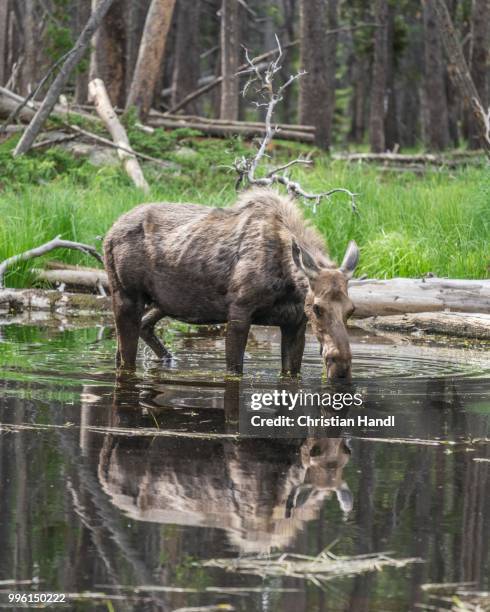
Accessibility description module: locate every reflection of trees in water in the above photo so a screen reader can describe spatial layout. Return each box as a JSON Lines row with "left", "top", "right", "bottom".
{"left": 0, "top": 376, "right": 489, "bottom": 611}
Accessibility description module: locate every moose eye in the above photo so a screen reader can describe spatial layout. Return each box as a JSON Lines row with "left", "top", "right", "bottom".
{"left": 313, "top": 304, "right": 323, "bottom": 317}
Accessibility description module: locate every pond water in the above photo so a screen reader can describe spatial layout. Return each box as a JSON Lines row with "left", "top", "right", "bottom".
{"left": 0, "top": 318, "right": 489, "bottom": 611}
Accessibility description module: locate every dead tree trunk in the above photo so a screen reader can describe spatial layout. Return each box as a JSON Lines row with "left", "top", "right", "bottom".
{"left": 0, "top": 0, "right": 9, "bottom": 86}
{"left": 384, "top": 2, "right": 398, "bottom": 150}
{"left": 358, "top": 312, "right": 490, "bottom": 341}
{"left": 368, "top": 0, "right": 388, "bottom": 153}
{"left": 422, "top": 0, "right": 450, "bottom": 150}
{"left": 89, "top": 0, "right": 127, "bottom": 107}
{"left": 125, "top": 0, "right": 176, "bottom": 121}
{"left": 124, "top": 0, "right": 150, "bottom": 98}
{"left": 74, "top": 0, "right": 91, "bottom": 104}
{"left": 299, "top": 0, "right": 336, "bottom": 150}
{"left": 220, "top": 0, "right": 240, "bottom": 121}
{"left": 20, "top": 0, "right": 37, "bottom": 95}
{"left": 171, "top": 0, "right": 201, "bottom": 114}
{"left": 13, "top": 0, "right": 116, "bottom": 157}
{"left": 348, "top": 277, "right": 490, "bottom": 318}
{"left": 326, "top": 0, "right": 339, "bottom": 146}
{"left": 469, "top": 0, "right": 490, "bottom": 149}
{"left": 89, "top": 78, "right": 149, "bottom": 193}
{"left": 431, "top": 0, "right": 490, "bottom": 156}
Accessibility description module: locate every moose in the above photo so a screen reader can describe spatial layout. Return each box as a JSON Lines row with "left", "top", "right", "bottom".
{"left": 104, "top": 187, "right": 359, "bottom": 379}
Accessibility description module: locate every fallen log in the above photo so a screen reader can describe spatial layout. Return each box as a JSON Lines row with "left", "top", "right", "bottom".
{"left": 348, "top": 277, "right": 490, "bottom": 317}
{"left": 88, "top": 78, "right": 150, "bottom": 193}
{"left": 0, "top": 288, "right": 111, "bottom": 316}
{"left": 0, "top": 92, "right": 36, "bottom": 122}
{"left": 357, "top": 312, "right": 490, "bottom": 340}
{"left": 65, "top": 122, "right": 170, "bottom": 167}
{"left": 2, "top": 277, "right": 490, "bottom": 325}
{"left": 34, "top": 268, "right": 109, "bottom": 292}
{"left": 148, "top": 117, "right": 314, "bottom": 142}
{"left": 152, "top": 112, "right": 316, "bottom": 134}
{"left": 333, "top": 152, "right": 483, "bottom": 166}
{"left": 0, "top": 86, "right": 100, "bottom": 125}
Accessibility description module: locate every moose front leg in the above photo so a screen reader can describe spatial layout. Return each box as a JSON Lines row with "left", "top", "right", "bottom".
{"left": 281, "top": 319, "right": 307, "bottom": 376}
{"left": 225, "top": 308, "right": 251, "bottom": 375}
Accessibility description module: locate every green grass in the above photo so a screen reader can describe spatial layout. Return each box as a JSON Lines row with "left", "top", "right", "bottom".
{"left": 0, "top": 131, "right": 488, "bottom": 287}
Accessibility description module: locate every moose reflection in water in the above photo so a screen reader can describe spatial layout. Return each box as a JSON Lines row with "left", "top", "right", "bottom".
{"left": 88, "top": 385, "right": 353, "bottom": 553}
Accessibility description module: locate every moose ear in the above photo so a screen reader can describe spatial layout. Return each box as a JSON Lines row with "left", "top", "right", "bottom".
{"left": 340, "top": 240, "right": 360, "bottom": 280}
{"left": 292, "top": 241, "right": 320, "bottom": 283}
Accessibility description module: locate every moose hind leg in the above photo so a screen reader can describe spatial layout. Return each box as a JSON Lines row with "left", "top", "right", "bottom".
{"left": 113, "top": 290, "right": 144, "bottom": 369}
{"left": 140, "top": 306, "right": 172, "bottom": 359}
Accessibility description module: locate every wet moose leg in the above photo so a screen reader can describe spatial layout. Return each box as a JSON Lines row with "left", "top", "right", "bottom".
{"left": 140, "top": 306, "right": 172, "bottom": 360}
{"left": 112, "top": 290, "right": 144, "bottom": 369}
{"left": 225, "top": 307, "right": 251, "bottom": 375}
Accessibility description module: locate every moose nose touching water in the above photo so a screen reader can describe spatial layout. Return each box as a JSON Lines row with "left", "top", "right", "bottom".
{"left": 104, "top": 187, "right": 359, "bottom": 379}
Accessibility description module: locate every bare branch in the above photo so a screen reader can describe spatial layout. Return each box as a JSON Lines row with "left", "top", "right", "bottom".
{"left": 233, "top": 38, "right": 358, "bottom": 213}
{"left": 30, "top": 133, "right": 79, "bottom": 150}
{"left": 0, "top": 48, "right": 73, "bottom": 135}
{"left": 0, "top": 236, "right": 104, "bottom": 289}
{"left": 266, "top": 158, "right": 313, "bottom": 177}
{"left": 64, "top": 123, "right": 170, "bottom": 168}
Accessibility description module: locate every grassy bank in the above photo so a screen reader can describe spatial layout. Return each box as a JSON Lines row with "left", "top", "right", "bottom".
{"left": 0, "top": 131, "right": 488, "bottom": 287}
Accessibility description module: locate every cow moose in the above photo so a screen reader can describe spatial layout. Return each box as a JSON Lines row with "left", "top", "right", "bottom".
{"left": 104, "top": 188, "right": 359, "bottom": 378}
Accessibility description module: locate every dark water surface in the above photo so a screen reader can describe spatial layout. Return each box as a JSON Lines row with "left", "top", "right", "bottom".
{"left": 0, "top": 319, "right": 489, "bottom": 611}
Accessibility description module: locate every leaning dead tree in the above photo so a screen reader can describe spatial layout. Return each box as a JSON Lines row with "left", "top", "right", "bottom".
{"left": 88, "top": 78, "right": 150, "bottom": 193}
{"left": 13, "top": 0, "right": 116, "bottom": 157}
{"left": 231, "top": 37, "right": 357, "bottom": 213}
{"left": 431, "top": 0, "right": 490, "bottom": 157}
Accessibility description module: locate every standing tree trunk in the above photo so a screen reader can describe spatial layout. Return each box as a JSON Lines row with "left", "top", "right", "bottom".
{"left": 220, "top": 0, "right": 240, "bottom": 121}
{"left": 368, "top": 0, "right": 388, "bottom": 153}
{"left": 13, "top": 0, "right": 116, "bottom": 157}
{"left": 431, "top": 0, "right": 490, "bottom": 156}
{"left": 326, "top": 0, "right": 338, "bottom": 146}
{"left": 126, "top": 0, "right": 176, "bottom": 120}
{"left": 0, "top": 0, "right": 9, "bottom": 86}
{"left": 75, "top": 0, "right": 91, "bottom": 104}
{"left": 20, "top": 0, "right": 36, "bottom": 95}
{"left": 468, "top": 0, "right": 490, "bottom": 149}
{"left": 278, "top": 0, "right": 297, "bottom": 125}
{"left": 384, "top": 2, "right": 399, "bottom": 150}
{"left": 89, "top": 0, "right": 127, "bottom": 107}
{"left": 171, "top": 0, "right": 201, "bottom": 114}
{"left": 124, "top": 0, "right": 150, "bottom": 99}
{"left": 422, "top": 0, "right": 450, "bottom": 150}
{"left": 299, "top": 0, "right": 336, "bottom": 150}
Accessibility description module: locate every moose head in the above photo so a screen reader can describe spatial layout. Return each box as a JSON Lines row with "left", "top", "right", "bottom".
{"left": 293, "top": 240, "right": 359, "bottom": 380}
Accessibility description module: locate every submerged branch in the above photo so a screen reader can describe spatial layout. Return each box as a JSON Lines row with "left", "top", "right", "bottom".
{"left": 201, "top": 550, "right": 422, "bottom": 583}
